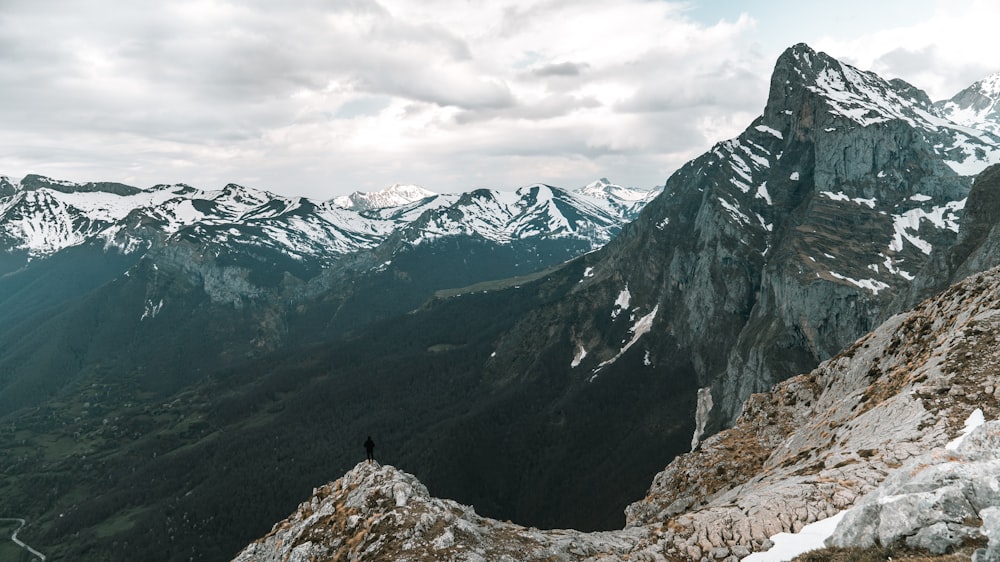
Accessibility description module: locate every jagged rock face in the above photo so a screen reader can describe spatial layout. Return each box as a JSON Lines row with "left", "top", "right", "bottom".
{"left": 235, "top": 265, "right": 1000, "bottom": 562}
{"left": 707, "top": 43, "right": 991, "bottom": 423}
{"left": 622, "top": 265, "right": 1000, "bottom": 559}
{"left": 489, "top": 42, "right": 995, "bottom": 445}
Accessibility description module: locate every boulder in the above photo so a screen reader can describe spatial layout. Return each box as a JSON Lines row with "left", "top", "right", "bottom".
{"left": 829, "top": 422, "right": 1000, "bottom": 553}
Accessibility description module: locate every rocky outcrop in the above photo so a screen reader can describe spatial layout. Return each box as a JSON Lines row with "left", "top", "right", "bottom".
{"left": 827, "top": 419, "right": 1000, "bottom": 555}
{"left": 232, "top": 462, "right": 648, "bottom": 562}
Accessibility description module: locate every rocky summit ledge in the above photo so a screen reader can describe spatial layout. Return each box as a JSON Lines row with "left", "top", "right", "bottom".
{"left": 231, "top": 462, "right": 650, "bottom": 562}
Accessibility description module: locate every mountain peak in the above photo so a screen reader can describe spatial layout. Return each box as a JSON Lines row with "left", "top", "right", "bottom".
{"left": 767, "top": 43, "right": 922, "bottom": 128}
{"left": 759, "top": 44, "right": 1000, "bottom": 176}
{"left": 575, "top": 178, "right": 660, "bottom": 206}
{"left": 935, "top": 71, "right": 1000, "bottom": 136}
{"left": 333, "top": 183, "right": 437, "bottom": 211}
{"left": 782, "top": 42, "right": 819, "bottom": 66}
{"left": 971, "top": 71, "right": 1000, "bottom": 97}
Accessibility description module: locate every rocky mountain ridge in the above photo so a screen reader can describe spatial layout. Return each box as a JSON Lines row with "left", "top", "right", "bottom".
{"left": 233, "top": 261, "right": 1000, "bottom": 562}
{"left": 0, "top": 174, "right": 655, "bottom": 405}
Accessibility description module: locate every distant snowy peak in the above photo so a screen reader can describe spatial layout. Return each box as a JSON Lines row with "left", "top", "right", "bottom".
{"left": 399, "top": 184, "right": 623, "bottom": 247}
{"left": 935, "top": 71, "right": 1000, "bottom": 136}
{"left": 332, "top": 183, "right": 437, "bottom": 211}
{"left": 574, "top": 178, "right": 662, "bottom": 221}
{"left": 577, "top": 178, "right": 660, "bottom": 202}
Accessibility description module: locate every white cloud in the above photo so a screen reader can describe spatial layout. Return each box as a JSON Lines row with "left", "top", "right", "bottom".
{"left": 0, "top": 1, "right": 997, "bottom": 199}
{"left": 813, "top": 0, "right": 1000, "bottom": 99}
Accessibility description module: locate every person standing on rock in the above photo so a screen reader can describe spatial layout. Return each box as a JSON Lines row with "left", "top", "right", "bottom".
{"left": 364, "top": 436, "right": 375, "bottom": 463}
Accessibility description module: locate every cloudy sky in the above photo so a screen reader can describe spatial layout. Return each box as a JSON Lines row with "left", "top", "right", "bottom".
{"left": 2, "top": 0, "right": 1000, "bottom": 199}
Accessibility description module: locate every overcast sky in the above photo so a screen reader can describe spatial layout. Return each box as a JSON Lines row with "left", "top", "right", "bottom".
{"left": 2, "top": 0, "right": 1000, "bottom": 199}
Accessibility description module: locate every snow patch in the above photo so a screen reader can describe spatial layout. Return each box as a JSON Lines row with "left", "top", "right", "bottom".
{"left": 819, "top": 191, "right": 877, "bottom": 209}
{"left": 755, "top": 125, "right": 783, "bottom": 139}
{"left": 828, "top": 271, "right": 890, "bottom": 295}
{"left": 718, "top": 197, "right": 752, "bottom": 228}
{"left": 755, "top": 182, "right": 772, "bottom": 205}
{"left": 571, "top": 345, "right": 588, "bottom": 368}
{"left": 946, "top": 408, "right": 985, "bottom": 451}
{"left": 611, "top": 286, "right": 631, "bottom": 319}
{"left": 882, "top": 254, "right": 914, "bottom": 280}
{"left": 889, "top": 199, "right": 965, "bottom": 255}
{"left": 743, "top": 510, "right": 848, "bottom": 562}
{"left": 141, "top": 299, "right": 164, "bottom": 321}
{"left": 789, "top": 172, "right": 800, "bottom": 181}
{"left": 591, "top": 305, "right": 659, "bottom": 380}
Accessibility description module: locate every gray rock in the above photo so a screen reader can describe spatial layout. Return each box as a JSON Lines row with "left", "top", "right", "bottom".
{"left": 730, "top": 545, "right": 751, "bottom": 558}
{"left": 979, "top": 507, "right": 1000, "bottom": 562}
{"left": 876, "top": 484, "right": 975, "bottom": 546}
{"left": 829, "top": 422, "right": 1000, "bottom": 553}
{"left": 827, "top": 502, "right": 880, "bottom": 548}
{"left": 905, "top": 521, "right": 968, "bottom": 554}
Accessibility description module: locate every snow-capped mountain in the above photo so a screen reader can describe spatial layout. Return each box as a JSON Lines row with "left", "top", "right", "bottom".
{"left": 935, "top": 71, "right": 1000, "bottom": 136}
{"left": 0, "top": 175, "right": 649, "bottom": 263}
{"left": 574, "top": 177, "right": 661, "bottom": 222}
{"left": 785, "top": 55, "right": 1000, "bottom": 175}
{"left": 332, "top": 183, "right": 437, "bottom": 211}
{"left": 394, "top": 184, "right": 622, "bottom": 246}
{"left": 0, "top": 174, "right": 397, "bottom": 261}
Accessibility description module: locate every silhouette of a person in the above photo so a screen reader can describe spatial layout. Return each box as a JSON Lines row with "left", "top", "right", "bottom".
{"left": 364, "top": 436, "right": 375, "bottom": 463}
